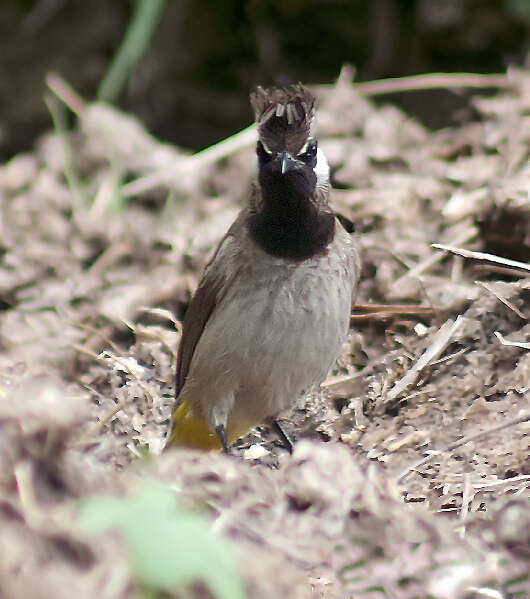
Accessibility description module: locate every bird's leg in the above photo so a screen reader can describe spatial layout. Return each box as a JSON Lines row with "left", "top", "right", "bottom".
{"left": 273, "top": 419, "right": 294, "bottom": 454}
{"left": 215, "top": 424, "right": 231, "bottom": 453}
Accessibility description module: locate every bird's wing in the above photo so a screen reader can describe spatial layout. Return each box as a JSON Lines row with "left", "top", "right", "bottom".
{"left": 175, "top": 215, "right": 243, "bottom": 397}
{"left": 334, "top": 214, "right": 361, "bottom": 307}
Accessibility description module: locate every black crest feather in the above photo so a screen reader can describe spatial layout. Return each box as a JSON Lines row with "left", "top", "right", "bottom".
{"left": 250, "top": 84, "right": 315, "bottom": 155}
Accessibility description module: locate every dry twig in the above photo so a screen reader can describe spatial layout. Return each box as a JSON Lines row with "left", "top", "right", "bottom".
{"left": 432, "top": 244, "right": 530, "bottom": 273}
{"left": 351, "top": 72, "right": 509, "bottom": 96}
{"left": 384, "top": 316, "right": 464, "bottom": 403}
{"left": 476, "top": 281, "right": 527, "bottom": 320}
{"left": 46, "top": 72, "right": 86, "bottom": 116}
{"left": 494, "top": 331, "right": 530, "bottom": 350}
{"left": 74, "top": 398, "right": 127, "bottom": 446}
{"left": 351, "top": 303, "right": 436, "bottom": 321}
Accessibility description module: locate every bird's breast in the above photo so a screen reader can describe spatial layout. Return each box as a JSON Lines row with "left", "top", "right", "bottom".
{"left": 184, "top": 225, "right": 358, "bottom": 428}
{"left": 210, "top": 249, "right": 352, "bottom": 415}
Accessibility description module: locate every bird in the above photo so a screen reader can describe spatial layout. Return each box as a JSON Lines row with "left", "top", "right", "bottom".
{"left": 165, "top": 84, "right": 360, "bottom": 452}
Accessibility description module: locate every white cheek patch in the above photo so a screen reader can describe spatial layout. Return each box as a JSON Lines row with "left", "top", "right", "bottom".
{"left": 308, "top": 115, "right": 317, "bottom": 138}
{"left": 314, "top": 147, "right": 330, "bottom": 190}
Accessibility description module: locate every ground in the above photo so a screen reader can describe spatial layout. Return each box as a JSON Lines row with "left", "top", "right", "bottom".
{"left": 0, "top": 69, "right": 529, "bottom": 598}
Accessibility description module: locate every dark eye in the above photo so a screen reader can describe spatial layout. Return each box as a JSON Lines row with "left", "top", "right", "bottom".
{"left": 298, "top": 140, "right": 318, "bottom": 166}
{"left": 256, "top": 141, "right": 274, "bottom": 164}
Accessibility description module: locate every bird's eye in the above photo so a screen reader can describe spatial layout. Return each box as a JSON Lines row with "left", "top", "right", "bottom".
{"left": 257, "top": 141, "right": 274, "bottom": 164}
{"left": 298, "top": 140, "right": 318, "bottom": 166}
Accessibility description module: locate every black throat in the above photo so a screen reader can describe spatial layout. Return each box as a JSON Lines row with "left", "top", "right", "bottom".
{"left": 248, "top": 168, "right": 335, "bottom": 261}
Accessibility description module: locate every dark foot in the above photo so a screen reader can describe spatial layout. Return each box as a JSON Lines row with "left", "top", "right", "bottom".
{"left": 215, "top": 424, "right": 231, "bottom": 453}
{"left": 273, "top": 420, "right": 294, "bottom": 454}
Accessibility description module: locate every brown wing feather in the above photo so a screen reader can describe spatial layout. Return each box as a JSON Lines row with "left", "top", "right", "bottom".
{"left": 175, "top": 214, "right": 244, "bottom": 397}
{"left": 175, "top": 273, "right": 223, "bottom": 397}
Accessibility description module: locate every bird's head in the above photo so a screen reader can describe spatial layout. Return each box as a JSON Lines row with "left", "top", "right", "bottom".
{"left": 250, "top": 84, "right": 329, "bottom": 202}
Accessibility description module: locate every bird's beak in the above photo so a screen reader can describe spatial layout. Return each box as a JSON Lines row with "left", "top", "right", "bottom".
{"left": 280, "top": 151, "right": 295, "bottom": 175}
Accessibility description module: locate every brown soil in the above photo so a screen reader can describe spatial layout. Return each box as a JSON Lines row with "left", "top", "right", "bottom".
{"left": 0, "top": 69, "right": 529, "bottom": 597}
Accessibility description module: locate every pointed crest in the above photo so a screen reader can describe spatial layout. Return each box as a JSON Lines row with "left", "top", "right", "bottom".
{"left": 250, "top": 84, "right": 316, "bottom": 155}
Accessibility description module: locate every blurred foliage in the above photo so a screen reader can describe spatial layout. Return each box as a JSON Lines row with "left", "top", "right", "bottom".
{"left": 98, "top": 0, "right": 168, "bottom": 103}
{"left": 507, "top": 0, "right": 530, "bottom": 21}
{"left": 82, "top": 484, "right": 246, "bottom": 599}
{"left": 0, "top": 0, "right": 529, "bottom": 158}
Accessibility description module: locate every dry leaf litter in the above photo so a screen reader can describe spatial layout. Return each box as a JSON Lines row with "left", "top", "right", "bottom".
{"left": 0, "top": 67, "right": 530, "bottom": 597}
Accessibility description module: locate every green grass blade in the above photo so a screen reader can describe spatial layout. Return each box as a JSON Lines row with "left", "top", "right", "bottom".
{"left": 98, "top": 0, "right": 168, "bottom": 104}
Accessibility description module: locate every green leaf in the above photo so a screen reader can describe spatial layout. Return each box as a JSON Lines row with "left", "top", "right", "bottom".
{"left": 81, "top": 484, "right": 245, "bottom": 599}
